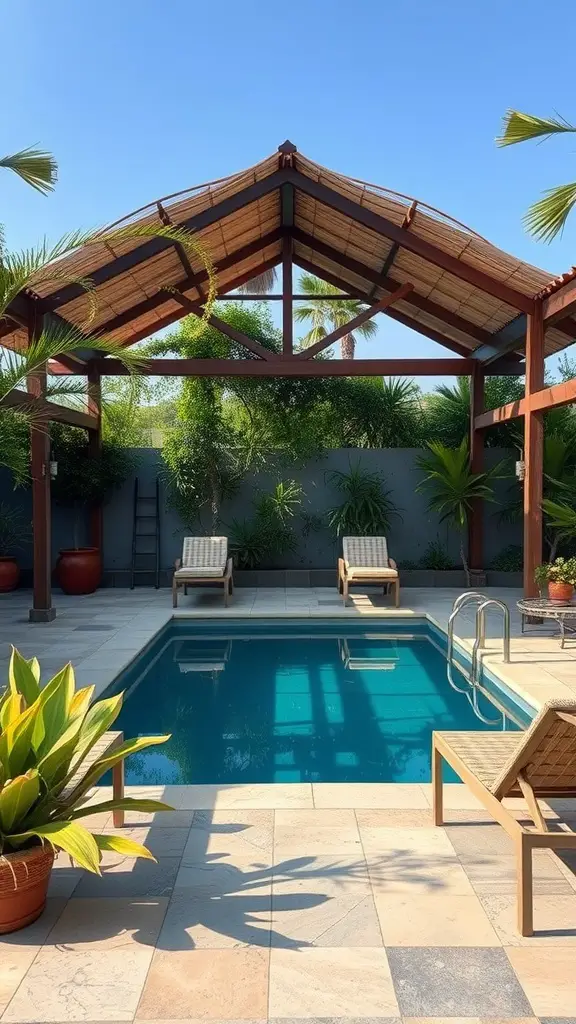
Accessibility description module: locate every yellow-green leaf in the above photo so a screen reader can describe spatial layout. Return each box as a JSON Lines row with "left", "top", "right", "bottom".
{"left": 0, "top": 769, "right": 40, "bottom": 832}
{"left": 66, "top": 735, "right": 171, "bottom": 802}
{"left": 8, "top": 821, "right": 101, "bottom": 874}
{"left": 9, "top": 647, "right": 40, "bottom": 705}
{"left": 94, "top": 833, "right": 157, "bottom": 861}
{"left": 67, "top": 797, "right": 174, "bottom": 820}
{"left": 0, "top": 692, "right": 24, "bottom": 730}
{"left": 0, "top": 700, "right": 40, "bottom": 778}
{"left": 32, "top": 663, "right": 75, "bottom": 756}
{"left": 36, "top": 715, "right": 85, "bottom": 788}
{"left": 72, "top": 692, "right": 124, "bottom": 766}
{"left": 69, "top": 685, "right": 95, "bottom": 721}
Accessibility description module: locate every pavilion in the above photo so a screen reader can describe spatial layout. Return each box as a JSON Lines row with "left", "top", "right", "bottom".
{"left": 2, "top": 141, "right": 576, "bottom": 620}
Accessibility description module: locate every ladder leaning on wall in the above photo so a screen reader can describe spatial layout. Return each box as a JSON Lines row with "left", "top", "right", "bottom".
{"left": 130, "top": 477, "right": 161, "bottom": 589}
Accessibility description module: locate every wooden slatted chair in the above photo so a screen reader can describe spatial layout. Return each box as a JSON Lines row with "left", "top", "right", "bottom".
{"left": 433, "top": 699, "right": 576, "bottom": 935}
{"left": 62, "top": 730, "right": 126, "bottom": 828}
{"left": 172, "top": 536, "right": 233, "bottom": 607}
{"left": 338, "top": 536, "right": 399, "bottom": 606}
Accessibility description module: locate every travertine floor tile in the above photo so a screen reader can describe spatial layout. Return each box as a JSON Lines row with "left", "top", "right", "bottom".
{"left": 158, "top": 893, "right": 271, "bottom": 949}
{"left": 46, "top": 898, "right": 168, "bottom": 950}
{"left": 2, "top": 945, "right": 154, "bottom": 1022}
{"left": 375, "top": 892, "right": 500, "bottom": 946}
{"left": 268, "top": 947, "right": 399, "bottom": 1017}
{"left": 313, "top": 784, "right": 429, "bottom": 809}
{"left": 271, "top": 890, "right": 382, "bottom": 948}
{"left": 506, "top": 947, "right": 576, "bottom": 1015}
{"left": 481, "top": 892, "right": 576, "bottom": 945}
{"left": 184, "top": 810, "right": 273, "bottom": 860}
{"left": 137, "top": 948, "right": 269, "bottom": 1019}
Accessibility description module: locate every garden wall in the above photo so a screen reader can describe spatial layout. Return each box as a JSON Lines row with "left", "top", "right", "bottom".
{"left": 2, "top": 448, "right": 521, "bottom": 585}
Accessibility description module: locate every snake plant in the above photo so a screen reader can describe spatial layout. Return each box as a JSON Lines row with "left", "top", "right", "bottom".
{"left": 0, "top": 647, "right": 171, "bottom": 871}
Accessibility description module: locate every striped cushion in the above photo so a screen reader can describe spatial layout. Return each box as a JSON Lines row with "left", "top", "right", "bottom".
{"left": 343, "top": 536, "right": 389, "bottom": 568}
{"left": 174, "top": 566, "right": 226, "bottom": 578}
{"left": 347, "top": 566, "right": 398, "bottom": 580}
{"left": 182, "top": 536, "right": 227, "bottom": 571}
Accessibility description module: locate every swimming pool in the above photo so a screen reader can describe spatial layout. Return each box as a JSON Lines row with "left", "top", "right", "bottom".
{"left": 105, "top": 618, "right": 533, "bottom": 786}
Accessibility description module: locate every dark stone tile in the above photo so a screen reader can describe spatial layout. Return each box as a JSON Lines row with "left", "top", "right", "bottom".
{"left": 271, "top": 1020, "right": 400, "bottom": 1024}
{"left": 387, "top": 946, "right": 532, "bottom": 1016}
{"left": 72, "top": 856, "right": 181, "bottom": 898}
{"left": 73, "top": 624, "right": 116, "bottom": 631}
{"left": 540, "top": 1019, "right": 576, "bottom": 1023}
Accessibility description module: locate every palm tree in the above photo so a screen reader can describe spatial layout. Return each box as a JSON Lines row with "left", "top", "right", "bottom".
{"left": 1, "top": 146, "right": 57, "bottom": 194}
{"left": 496, "top": 111, "right": 576, "bottom": 241}
{"left": 238, "top": 267, "right": 277, "bottom": 295}
{"left": 294, "top": 273, "right": 378, "bottom": 359}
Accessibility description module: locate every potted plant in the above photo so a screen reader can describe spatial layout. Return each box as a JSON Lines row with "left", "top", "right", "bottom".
{"left": 539, "top": 557, "right": 576, "bottom": 603}
{"left": 0, "top": 647, "right": 171, "bottom": 934}
{"left": 0, "top": 505, "right": 29, "bottom": 592}
{"left": 51, "top": 425, "right": 133, "bottom": 594}
{"left": 416, "top": 440, "right": 501, "bottom": 586}
{"left": 534, "top": 563, "right": 550, "bottom": 598}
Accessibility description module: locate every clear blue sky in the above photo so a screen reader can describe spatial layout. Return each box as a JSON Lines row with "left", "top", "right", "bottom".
{"left": 2, "top": 0, "right": 575, "bottom": 389}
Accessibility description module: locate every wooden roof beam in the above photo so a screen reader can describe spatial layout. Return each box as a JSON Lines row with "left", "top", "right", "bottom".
{"left": 89, "top": 356, "right": 480, "bottom": 377}
{"left": 292, "top": 227, "right": 510, "bottom": 352}
{"left": 1, "top": 388, "right": 98, "bottom": 430}
{"left": 543, "top": 278, "right": 576, "bottom": 325}
{"left": 40, "top": 170, "right": 290, "bottom": 313}
{"left": 285, "top": 168, "right": 535, "bottom": 313}
{"left": 368, "top": 201, "right": 417, "bottom": 300}
{"left": 157, "top": 200, "right": 205, "bottom": 301}
{"left": 475, "top": 376, "right": 576, "bottom": 429}
{"left": 297, "top": 282, "right": 414, "bottom": 360}
{"left": 293, "top": 254, "right": 522, "bottom": 373}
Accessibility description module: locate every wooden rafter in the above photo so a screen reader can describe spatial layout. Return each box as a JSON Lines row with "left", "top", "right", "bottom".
{"left": 368, "top": 201, "right": 417, "bottom": 300}
{"left": 296, "top": 283, "right": 414, "bottom": 360}
{"left": 292, "top": 228, "right": 510, "bottom": 352}
{"left": 1, "top": 387, "right": 98, "bottom": 430}
{"left": 157, "top": 200, "right": 205, "bottom": 301}
{"left": 285, "top": 169, "right": 535, "bottom": 313}
{"left": 474, "top": 375, "right": 576, "bottom": 429}
{"left": 543, "top": 277, "right": 576, "bottom": 325}
{"left": 171, "top": 292, "right": 275, "bottom": 361}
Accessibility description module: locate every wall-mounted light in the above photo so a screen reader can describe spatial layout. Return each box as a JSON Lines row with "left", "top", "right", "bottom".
{"left": 515, "top": 456, "right": 525, "bottom": 481}
{"left": 49, "top": 460, "right": 58, "bottom": 480}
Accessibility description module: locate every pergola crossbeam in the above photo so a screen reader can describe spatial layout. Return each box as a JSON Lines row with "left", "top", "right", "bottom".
{"left": 88, "top": 357, "right": 480, "bottom": 377}
{"left": 1, "top": 388, "right": 98, "bottom": 430}
{"left": 296, "top": 283, "right": 414, "bottom": 359}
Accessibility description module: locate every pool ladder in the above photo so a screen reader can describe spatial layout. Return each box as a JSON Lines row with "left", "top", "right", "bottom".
{"left": 447, "top": 592, "right": 511, "bottom": 726}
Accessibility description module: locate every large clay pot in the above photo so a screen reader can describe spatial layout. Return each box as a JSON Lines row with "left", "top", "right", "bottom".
{"left": 548, "top": 581, "right": 574, "bottom": 604}
{"left": 56, "top": 547, "right": 101, "bottom": 595}
{"left": 0, "top": 556, "right": 19, "bottom": 592}
{"left": 0, "top": 845, "right": 54, "bottom": 934}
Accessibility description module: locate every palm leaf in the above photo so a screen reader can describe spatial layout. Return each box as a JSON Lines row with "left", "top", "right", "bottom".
{"left": 496, "top": 110, "right": 576, "bottom": 147}
{"left": 0, "top": 147, "right": 57, "bottom": 194}
{"left": 94, "top": 833, "right": 156, "bottom": 862}
{"left": 523, "top": 182, "right": 576, "bottom": 241}
{"left": 7, "top": 821, "right": 101, "bottom": 873}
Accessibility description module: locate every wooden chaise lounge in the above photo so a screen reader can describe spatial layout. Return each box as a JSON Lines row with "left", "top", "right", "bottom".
{"left": 338, "top": 535, "right": 400, "bottom": 606}
{"left": 173, "top": 536, "right": 233, "bottom": 607}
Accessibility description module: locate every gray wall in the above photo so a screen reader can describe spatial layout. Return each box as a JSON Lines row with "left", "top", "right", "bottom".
{"left": 1, "top": 448, "right": 520, "bottom": 575}
{"left": 101, "top": 448, "right": 519, "bottom": 572}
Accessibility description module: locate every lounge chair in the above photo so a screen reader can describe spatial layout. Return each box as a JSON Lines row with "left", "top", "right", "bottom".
{"left": 433, "top": 699, "right": 576, "bottom": 936}
{"left": 172, "top": 536, "right": 233, "bottom": 607}
{"left": 338, "top": 536, "right": 399, "bottom": 606}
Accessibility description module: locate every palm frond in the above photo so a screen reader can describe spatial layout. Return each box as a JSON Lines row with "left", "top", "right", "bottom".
{"left": 0, "top": 147, "right": 58, "bottom": 194}
{"left": 237, "top": 268, "right": 278, "bottom": 294}
{"left": 523, "top": 182, "right": 576, "bottom": 241}
{"left": 496, "top": 110, "right": 576, "bottom": 147}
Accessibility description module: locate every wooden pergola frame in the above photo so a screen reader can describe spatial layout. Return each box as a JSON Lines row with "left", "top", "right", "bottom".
{"left": 2, "top": 141, "right": 576, "bottom": 619}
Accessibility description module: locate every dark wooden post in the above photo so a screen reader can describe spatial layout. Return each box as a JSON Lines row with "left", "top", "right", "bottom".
{"left": 282, "top": 231, "right": 293, "bottom": 356}
{"left": 523, "top": 305, "right": 545, "bottom": 596}
{"left": 468, "top": 365, "right": 485, "bottom": 572}
{"left": 28, "top": 312, "right": 56, "bottom": 622}
{"left": 87, "top": 362, "right": 103, "bottom": 556}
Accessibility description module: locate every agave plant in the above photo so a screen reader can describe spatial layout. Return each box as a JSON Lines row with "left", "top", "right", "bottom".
{"left": 0, "top": 648, "right": 171, "bottom": 871}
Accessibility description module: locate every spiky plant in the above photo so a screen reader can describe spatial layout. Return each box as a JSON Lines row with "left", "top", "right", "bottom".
{"left": 0, "top": 146, "right": 57, "bottom": 195}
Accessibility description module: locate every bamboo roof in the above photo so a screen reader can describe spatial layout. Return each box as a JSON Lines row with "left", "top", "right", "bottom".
{"left": 2, "top": 143, "right": 575, "bottom": 360}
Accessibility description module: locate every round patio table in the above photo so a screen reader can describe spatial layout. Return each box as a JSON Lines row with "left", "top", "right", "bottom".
{"left": 517, "top": 597, "right": 576, "bottom": 648}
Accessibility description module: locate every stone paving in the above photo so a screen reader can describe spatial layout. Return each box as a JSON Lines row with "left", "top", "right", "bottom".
{"left": 1, "top": 585, "right": 576, "bottom": 1020}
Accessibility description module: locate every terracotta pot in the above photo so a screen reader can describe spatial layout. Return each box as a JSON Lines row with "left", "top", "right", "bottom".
{"left": 0, "top": 556, "right": 19, "bottom": 592}
{"left": 0, "top": 844, "right": 54, "bottom": 934}
{"left": 56, "top": 547, "right": 101, "bottom": 595}
{"left": 548, "top": 580, "right": 574, "bottom": 603}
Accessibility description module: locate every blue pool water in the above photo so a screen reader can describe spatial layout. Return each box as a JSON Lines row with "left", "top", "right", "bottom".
{"left": 105, "top": 619, "right": 531, "bottom": 785}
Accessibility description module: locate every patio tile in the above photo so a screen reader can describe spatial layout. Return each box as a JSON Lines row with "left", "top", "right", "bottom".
{"left": 101, "top": 827, "right": 189, "bottom": 858}
{"left": 45, "top": 898, "right": 168, "bottom": 949}
{"left": 313, "top": 784, "right": 429, "bottom": 809}
{"left": 355, "top": 809, "right": 434, "bottom": 828}
{"left": 158, "top": 892, "right": 271, "bottom": 949}
{"left": 73, "top": 857, "right": 181, "bottom": 898}
{"left": 507, "top": 947, "right": 576, "bottom": 1015}
{"left": 136, "top": 948, "right": 269, "bottom": 1020}
{"left": 446, "top": 822, "right": 515, "bottom": 857}
{"left": 271, "top": 889, "right": 382, "bottom": 947}
{"left": 375, "top": 892, "right": 500, "bottom": 946}
{"left": 460, "top": 851, "right": 573, "bottom": 896}
{"left": 421, "top": 783, "right": 485, "bottom": 810}
{"left": 386, "top": 947, "right": 532, "bottom": 1017}
{"left": 0, "top": 951, "right": 40, "bottom": 1015}
{"left": 274, "top": 818, "right": 362, "bottom": 858}
{"left": 481, "top": 893, "right": 576, "bottom": 945}
{"left": 121, "top": 810, "right": 194, "bottom": 828}
{"left": 185, "top": 810, "right": 273, "bottom": 860}
{"left": 359, "top": 826, "right": 457, "bottom": 857}
{"left": 2, "top": 945, "right": 154, "bottom": 1022}
{"left": 47, "top": 864, "right": 83, "bottom": 899}
{"left": 272, "top": 854, "right": 371, "bottom": 895}
{"left": 367, "top": 848, "right": 475, "bottom": 896}
{"left": 174, "top": 857, "right": 273, "bottom": 898}
{"left": 269, "top": 947, "right": 399, "bottom": 1017}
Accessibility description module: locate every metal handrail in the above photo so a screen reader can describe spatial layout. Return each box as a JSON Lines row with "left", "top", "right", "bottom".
{"left": 471, "top": 598, "right": 511, "bottom": 684}
{"left": 446, "top": 592, "right": 486, "bottom": 694}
